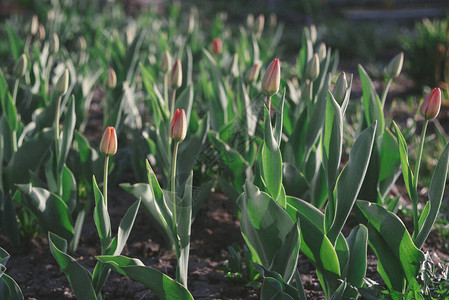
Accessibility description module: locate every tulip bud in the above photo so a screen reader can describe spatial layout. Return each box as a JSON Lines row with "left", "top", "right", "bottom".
{"left": 420, "top": 88, "right": 441, "bottom": 120}
{"left": 30, "top": 15, "right": 39, "bottom": 35}
{"left": 305, "top": 54, "right": 320, "bottom": 81}
{"left": 77, "top": 36, "right": 87, "bottom": 51}
{"left": 262, "top": 58, "right": 280, "bottom": 97}
{"left": 211, "top": 38, "right": 223, "bottom": 55}
{"left": 246, "top": 14, "right": 254, "bottom": 28}
{"left": 56, "top": 69, "right": 69, "bottom": 96}
{"left": 161, "top": 50, "right": 172, "bottom": 73}
{"left": 308, "top": 24, "right": 317, "bottom": 44}
{"left": 318, "top": 42, "right": 326, "bottom": 61}
{"left": 255, "top": 14, "right": 265, "bottom": 34}
{"left": 13, "top": 54, "right": 27, "bottom": 78}
{"left": 49, "top": 33, "right": 59, "bottom": 54}
{"left": 106, "top": 68, "right": 117, "bottom": 89}
{"left": 170, "top": 109, "right": 187, "bottom": 142}
{"left": 38, "top": 24, "right": 46, "bottom": 41}
{"left": 333, "top": 72, "right": 347, "bottom": 105}
{"left": 269, "top": 13, "right": 277, "bottom": 27}
{"left": 384, "top": 52, "right": 404, "bottom": 79}
{"left": 170, "top": 59, "right": 182, "bottom": 89}
{"left": 247, "top": 61, "right": 262, "bottom": 83}
{"left": 100, "top": 126, "right": 118, "bottom": 156}
{"left": 187, "top": 13, "right": 195, "bottom": 34}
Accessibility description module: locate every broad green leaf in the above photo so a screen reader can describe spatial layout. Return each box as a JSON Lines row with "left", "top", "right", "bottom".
{"left": 48, "top": 233, "right": 97, "bottom": 300}
{"left": 254, "top": 264, "right": 302, "bottom": 300}
{"left": 2, "top": 194, "right": 20, "bottom": 246}
{"left": 176, "top": 172, "right": 193, "bottom": 288}
{"left": 17, "top": 184, "right": 73, "bottom": 241}
{"left": 358, "top": 65, "right": 385, "bottom": 136}
{"left": 6, "top": 23, "right": 20, "bottom": 61}
{"left": 322, "top": 91, "right": 343, "bottom": 207}
{"left": 240, "top": 181, "right": 299, "bottom": 282}
{"left": 92, "top": 176, "right": 111, "bottom": 249}
{"left": 414, "top": 142, "right": 449, "bottom": 248}
{"left": 97, "top": 255, "right": 193, "bottom": 300}
{"left": 326, "top": 122, "right": 376, "bottom": 244}
{"left": 175, "top": 84, "right": 194, "bottom": 129}
{"left": 393, "top": 122, "right": 418, "bottom": 204}
{"left": 261, "top": 278, "right": 295, "bottom": 300}
{"left": 343, "top": 225, "right": 368, "bottom": 298}
{"left": 357, "top": 200, "right": 425, "bottom": 292}
{"left": 262, "top": 106, "right": 283, "bottom": 204}
{"left": 305, "top": 82, "right": 327, "bottom": 151}
{"left": 58, "top": 96, "right": 76, "bottom": 177}
{"left": 0, "top": 273, "right": 23, "bottom": 300}
{"left": 282, "top": 163, "right": 309, "bottom": 199}
{"left": 113, "top": 199, "right": 141, "bottom": 255}
{"left": 61, "top": 166, "right": 77, "bottom": 213}
{"left": 378, "top": 128, "right": 401, "bottom": 198}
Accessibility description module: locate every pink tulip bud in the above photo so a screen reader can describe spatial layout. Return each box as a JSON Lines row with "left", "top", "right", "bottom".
{"left": 247, "top": 61, "right": 262, "bottom": 83}
{"left": 211, "top": 38, "right": 223, "bottom": 55}
{"left": 170, "top": 109, "right": 187, "bottom": 142}
{"left": 161, "top": 50, "right": 172, "bottom": 73}
{"left": 255, "top": 14, "right": 265, "bottom": 34}
{"left": 170, "top": 59, "right": 182, "bottom": 89}
{"left": 420, "top": 88, "right": 441, "bottom": 120}
{"left": 100, "top": 127, "right": 118, "bottom": 156}
{"left": 261, "top": 58, "right": 280, "bottom": 97}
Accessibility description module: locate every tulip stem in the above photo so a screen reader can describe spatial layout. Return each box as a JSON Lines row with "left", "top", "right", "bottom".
{"left": 11, "top": 79, "right": 20, "bottom": 153}
{"left": 171, "top": 141, "right": 179, "bottom": 235}
{"left": 164, "top": 74, "right": 169, "bottom": 112}
{"left": 45, "top": 55, "right": 54, "bottom": 104}
{"left": 266, "top": 95, "right": 271, "bottom": 118}
{"left": 170, "top": 89, "right": 177, "bottom": 119}
{"left": 103, "top": 155, "right": 109, "bottom": 208}
{"left": 55, "top": 96, "right": 62, "bottom": 162}
{"left": 381, "top": 78, "right": 393, "bottom": 109}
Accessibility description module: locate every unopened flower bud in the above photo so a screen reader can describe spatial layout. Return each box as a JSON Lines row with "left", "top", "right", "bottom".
{"left": 170, "top": 109, "right": 187, "bottom": 142}
{"left": 161, "top": 50, "right": 172, "bottom": 73}
{"left": 170, "top": 59, "right": 182, "bottom": 89}
{"left": 246, "top": 14, "right": 254, "bottom": 28}
{"left": 77, "top": 36, "right": 87, "bottom": 51}
{"left": 187, "top": 13, "right": 195, "bottom": 34}
{"left": 49, "top": 33, "right": 59, "bottom": 54}
{"left": 30, "top": 15, "right": 38, "bottom": 35}
{"left": 211, "top": 38, "right": 223, "bottom": 55}
{"left": 106, "top": 68, "right": 117, "bottom": 89}
{"left": 420, "top": 88, "right": 441, "bottom": 120}
{"left": 261, "top": 58, "right": 280, "bottom": 97}
{"left": 269, "top": 13, "right": 277, "bottom": 27}
{"left": 38, "top": 24, "right": 46, "bottom": 41}
{"left": 305, "top": 54, "right": 320, "bottom": 81}
{"left": 13, "top": 54, "right": 27, "bottom": 78}
{"left": 384, "top": 52, "right": 404, "bottom": 79}
{"left": 308, "top": 24, "right": 317, "bottom": 44}
{"left": 333, "top": 72, "right": 347, "bottom": 104}
{"left": 318, "top": 42, "right": 326, "bottom": 61}
{"left": 56, "top": 69, "right": 69, "bottom": 96}
{"left": 247, "top": 61, "right": 262, "bottom": 83}
{"left": 255, "top": 14, "right": 265, "bottom": 34}
{"left": 100, "top": 126, "right": 118, "bottom": 156}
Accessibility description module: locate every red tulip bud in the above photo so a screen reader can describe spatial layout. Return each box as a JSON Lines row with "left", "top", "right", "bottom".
{"left": 170, "top": 109, "right": 187, "bottom": 142}
{"left": 261, "top": 58, "right": 280, "bottom": 97}
{"left": 170, "top": 59, "right": 182, "bottom": 89}
{"left": 100, "top": 126, "right": 118, "bottom": 156}
{"left": 420, "top": 88, "right": 441, "bottom": 120}
{"left": 211, "top": 38, "right": 223, "bottom": 55}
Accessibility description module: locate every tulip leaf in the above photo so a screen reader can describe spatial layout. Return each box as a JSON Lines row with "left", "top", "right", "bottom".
{"left": 113, "top": 199, "right": 141, "bottom": 255}
{"left": 305, "top": 79, "right": 328, "bottom": 152}
{"left": 58, "top": 96, "right": 76, "bottom": 177}
{"left": 326, "top": 122, "right": 376, "bottom": 244}
{"left": 17, "top": 184, "right": 73, "bottom": 241}
{"left": 48, "top": 233, "right": 97, "bottom": 300}
{"left": 392, "top": 122, "right": 418, "bottom": 204}
{"left": 93, "top": 176, "right": 111, "bottom": 249}
{"left": 357, "top": 200, "right": 425, "bottom": 292}
{"left": 176, "top": 171, "right": 193, "bottom": 287}
{"left": 262, "top": 106, "right": 283, "bottom": 204}
{"left": 358, "top": 65, "right": 384, "bottom": 136}
{"left": 0, "top": 273, "right": 23, "bottom": 300}
{"left": 61, "top": 165, "right": 77, "bottom": 213}
{"left": 322, "top": 91, "right": 343, "bottom": 199}
{"left": 175, "top": 84, "right": 194, "bottom": 128}
{"left": 97, "top": 255, "right": 193, "bottom": 300}
{"left": 282, "top": 163, "right": 309, "bottom": 199}
{"left": 414, "top": 142, "right": 449, "bottom": 248}
{"left": 343, "top": 225, "right": 368, "bottom": 298}
{"left": 274, "top": 88, "right": 285, "bottom": 146}
{"left": 254, "top": 263, "right": 303, "bottom": 300}
{"left": 378, "top": 128, "right": 401, "bottom": 199}
{"left": 240, "top": 181, "right": 300, "bottom": 282}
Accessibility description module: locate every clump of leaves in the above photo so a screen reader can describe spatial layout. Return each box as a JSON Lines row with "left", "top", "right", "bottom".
{"left": 417, "top": 252, "right": 449, "bottom": 299}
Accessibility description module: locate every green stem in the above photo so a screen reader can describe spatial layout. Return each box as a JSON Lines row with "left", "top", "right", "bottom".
{"left": 55, "top": 96, "right": 62, "bottom": 162}
{"left": 266, "top": 95, "right": 271, "bottom": 118}
{"left": 380, "top": 78, "right": 393, "bottom": 109}
{"left": 170, "top": 89, "right": 177, "bottom": 118}
{"left": 103, "top": 155, "right": 109, "bottom": 208}
{"left": 164, "top": 74, "right": 169, "bottom": 112}
{"left": 11, "top": 79, "right": 19, "bottom": 152}
{"left": 412, "top": 120, "right": 428, "bottom": 236}
{"left": 44, "top": 55, "right": 53, "bottom": 104}
{"left": 171, "top": 141, "right": 179, "bottom": 236}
